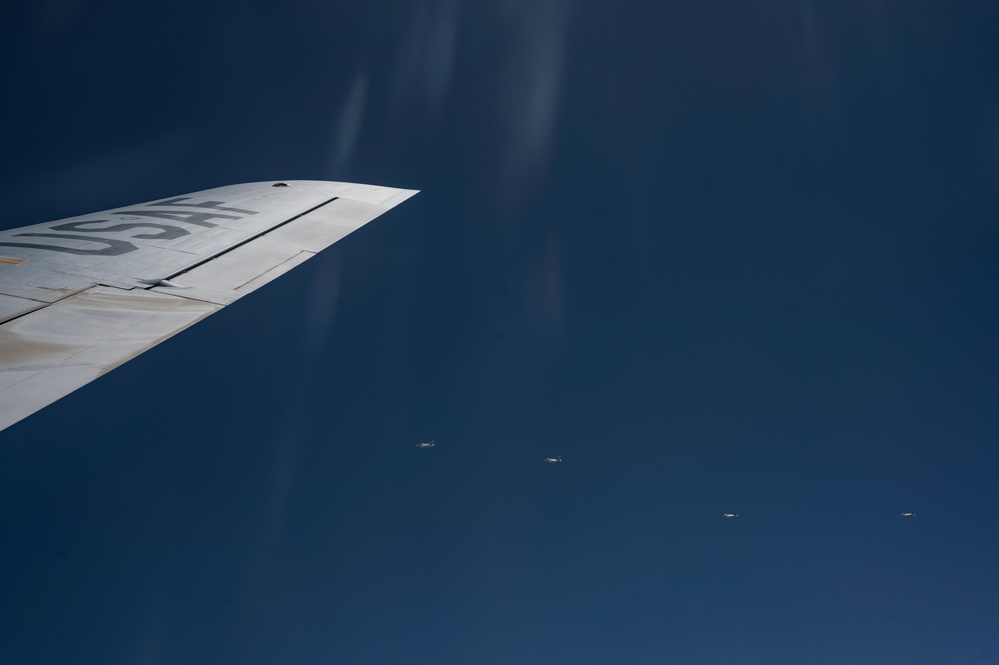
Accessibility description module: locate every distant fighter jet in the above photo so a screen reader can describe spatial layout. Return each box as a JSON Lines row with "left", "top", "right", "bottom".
{"left": 722, "top": 513, "right": 739, "bottom": 518}
{"left": 415, "top": 439, "right": 436, "bottom": 448}
{"left": 901, "top": 512, "right": 915, "bottom": 518}
{"left": 544, "top": 455, "right": 562, "bottom": 463}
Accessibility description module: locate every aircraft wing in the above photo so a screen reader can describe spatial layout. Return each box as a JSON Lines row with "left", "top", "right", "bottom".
{"left": 0, "top": 180, "right": 417, "bottom": 432}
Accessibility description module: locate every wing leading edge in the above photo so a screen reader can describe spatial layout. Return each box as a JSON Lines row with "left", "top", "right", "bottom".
{"left": 0, "top": 180, "right": 417, "bottom": 432}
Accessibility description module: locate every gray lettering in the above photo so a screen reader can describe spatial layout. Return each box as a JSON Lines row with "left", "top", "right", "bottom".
{"left": 51, "top": 220, "right": 190, "bottom": 240}
{"left": 0, "top": 233, "right": 137, "bottom": 256}
{"left": 113, "top": 210, "right": 237, "bottom": 227}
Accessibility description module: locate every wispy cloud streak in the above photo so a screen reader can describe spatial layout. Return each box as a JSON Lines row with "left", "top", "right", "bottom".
{"left": 392, "top": 0, "right": 461, "bottom": 114}
{"left": 328, "top": 73, "right": 368, "bottom": 176}
{"left": 496, "top": 0, "right": 572, "bottom": 203}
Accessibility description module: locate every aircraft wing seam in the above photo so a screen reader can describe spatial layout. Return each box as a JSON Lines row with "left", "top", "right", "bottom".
{"left": 158, "top": 195, "right": 340, "bottom": 284}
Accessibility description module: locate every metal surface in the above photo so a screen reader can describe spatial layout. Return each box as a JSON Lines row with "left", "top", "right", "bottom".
{"left": 0, "top": 180, "right": 417, "bottom": 432}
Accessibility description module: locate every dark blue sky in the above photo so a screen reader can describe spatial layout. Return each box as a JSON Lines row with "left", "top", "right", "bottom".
{"left": 2, "top": 1, "right": 998, "bottom": 663}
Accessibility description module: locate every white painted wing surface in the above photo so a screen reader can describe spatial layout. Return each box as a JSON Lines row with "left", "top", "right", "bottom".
{"left": 0, "top": 180, "right": 417, "bottom": 432}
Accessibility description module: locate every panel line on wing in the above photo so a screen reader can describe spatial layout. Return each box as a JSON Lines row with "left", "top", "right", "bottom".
{"left": 234, "top": 250, "right": 315, "bottom": 292}
{"left": 157, "top": 196, "right": 341, "bottom": 285}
